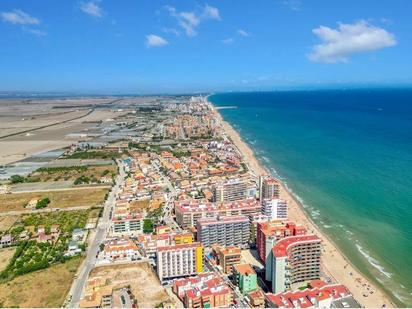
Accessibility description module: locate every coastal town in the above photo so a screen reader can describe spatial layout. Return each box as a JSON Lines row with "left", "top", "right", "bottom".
{"left": 0, "top": 96, "right": 393, "bottom": 308}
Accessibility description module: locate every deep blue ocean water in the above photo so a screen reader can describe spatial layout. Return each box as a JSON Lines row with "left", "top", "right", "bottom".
{"left": 209, "top": 89, "right": 412, "bottom": 306}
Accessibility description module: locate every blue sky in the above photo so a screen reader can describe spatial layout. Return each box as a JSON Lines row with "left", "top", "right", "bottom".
{"left": 0, "top": 0, "right": 411, "bottom": 94}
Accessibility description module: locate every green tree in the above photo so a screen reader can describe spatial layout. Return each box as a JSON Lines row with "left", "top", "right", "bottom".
{"left": 35, "top": 197, "right": 50, "bottom": 209}
{"left": 143, "top": 219, "right": 154, "bottom": 234}
{"left": 10, "top": 175, "right": 25, "bottom": 184}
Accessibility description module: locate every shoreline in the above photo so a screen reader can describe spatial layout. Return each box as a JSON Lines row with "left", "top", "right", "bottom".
{"left": 210, "top": 103, "right": 396, "bottom": 308}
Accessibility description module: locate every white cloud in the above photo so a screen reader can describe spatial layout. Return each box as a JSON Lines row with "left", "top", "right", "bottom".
{"left": 308, "top": 20, "right": 396, "bottom": 63}
{"left": 238, "top": 29, "right": 249, "bottom": 37}
{"left": 283, "top": 0, "right": 302, "bottom": 11}
{"left": 178, "top": 11, "right": 200, "bottom": 37}
{"left": 222, "top": 38, "right": 234, "bottom": 44}
{"left": 1, "top": 9, "right": 40, "bottom": 25}
{"left": 146, "top": 34, "right": 168, "bottom": 47}
{"left": 80, "top": 1, "right": 103, "bottom": 18}
{"left": 25, "top": 28, "right": 47, "bottom": 36}
{"left": 163, "top": 27, "right": 180, "bottom": 36}
{"left": 164, "top": 4, "right": 220, "bottom": 37}
{"left": 202, "top": 4, "right": 221, "bottom": 20}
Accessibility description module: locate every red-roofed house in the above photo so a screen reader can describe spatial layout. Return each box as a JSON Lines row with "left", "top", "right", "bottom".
{"left": 172, "top": 272, "right": 233, "bottom": 308}
{"left": 265, "top": 280, "right": 357, "bottom": 308}
{"left": 102, "top": 238, "right": 139, "bottom": 261}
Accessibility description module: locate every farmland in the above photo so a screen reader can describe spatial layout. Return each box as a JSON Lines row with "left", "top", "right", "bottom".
{"left": 0, "top": 188, "right": 109, "bottom": 212}
{"left": 0, "top": 257, "right": 82, "bottom": 308}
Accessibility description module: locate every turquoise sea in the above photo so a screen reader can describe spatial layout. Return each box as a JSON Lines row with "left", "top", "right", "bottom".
{"left": 209, "top": 89, "right": 412, "bottom": 307}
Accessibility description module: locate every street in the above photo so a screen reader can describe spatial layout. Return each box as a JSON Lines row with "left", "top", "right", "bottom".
{"left": 203, "top": 255, "right": 249, "bottom": 308}
{"left": 66, "top": 159, "right": 126, "bottom": 308}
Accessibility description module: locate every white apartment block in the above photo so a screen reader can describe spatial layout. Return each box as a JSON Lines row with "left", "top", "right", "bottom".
{"left": 213, "top": 179, "right": 248, "bottom": 202}
{"left": 156, "top": 242, "right": 203, "bottom": 282}
{"left": 259, "top": 176, "right": 280, "bottom": 201}
{"left": 262, "top": 199, "right": 287, "bottom": 220}
{"left": 111, "top": 214, "right": 143, "bottom": 236}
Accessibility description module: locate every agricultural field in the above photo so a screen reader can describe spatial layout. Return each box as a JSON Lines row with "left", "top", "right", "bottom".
{"left": 0, "top": 256, "right": 82, "bottom": 308}
{"left": 21, "top": 209, "right": 95, "bottom": 233}
{"left": 0, "top": 247, "right": 16, "bottom": 272}
{"left": 0, "top": 188, "right": 109, "bottom": 212}
{"left": 0, "top": 216, "right": 18, "bottom": 232}
{"left": 65, "top": 150, "right": 121, "bottom": 160}
{"left": 0, "top": 240, "right": 69, "bottom": 280}
{"left": 24, "top": 164, "right": 117, "bottom": 183}
{"left": 0, "top": 209, "right": 93, "bottom": 281}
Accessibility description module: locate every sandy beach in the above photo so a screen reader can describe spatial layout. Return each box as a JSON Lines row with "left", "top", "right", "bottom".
{"left": 211, "top": 105, "right": 395, "bottom": 308}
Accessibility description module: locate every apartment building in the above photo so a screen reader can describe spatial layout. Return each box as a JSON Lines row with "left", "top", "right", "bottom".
{"left": 262, "top": 199, "right": 288, "bottom": 220}
{"left": 256, "top": 221, "right": 307, "bottom": 262}
{"left": 249, "top": 214, "right": 270, "bottom": 243}
{"left": 102, "top": 238, "right": 140, "bottom": 262}
{"left": 259, "top": 176, "right": 280, "bottom": 201}
{"left": 174, "top": 232, "right": 194, "bottom": 244}
{"left": 233, "top": 264, "right": 258, "bottom": 295}
{"left": 265, "top": 280, "right": 359, "bottom": 308}
{"left": 156, "top": 242, "right": 203, "bottom": 282}
{"left": 172, "top": 273, "right": 233, "bottom": 308}
{"left": 196, "top": 216, "right": 250, "bottom": 248}
{"left": 213, "top": 178, "right": 248, "bottom": 202}
{"left": 111, "top": 213, "right": 143, "bottom": 236}
{"left": 137, "top": 232, "right": 194, "bottom": 258}
{"left": 267, "top": 235, "right": 322, "bottom": 293}
{"left": 212, "top": 245, "right": 242, "bottom": 273}
{"left": 175, "top": 198, "right": 261, "bottom": 228}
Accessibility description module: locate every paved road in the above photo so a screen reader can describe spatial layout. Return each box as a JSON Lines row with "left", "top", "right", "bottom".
{"left": 67, "top": 160, "right": 126, "bottom": 308}
{"left": 204, "top": 255, "right": 249, "bottom": 308}
{"left": 153, "top": 159, "right": 181, "bottom": 231}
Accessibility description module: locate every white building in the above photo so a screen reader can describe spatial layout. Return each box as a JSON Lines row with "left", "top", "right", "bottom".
{"left": 259, "top": 176, "right": 279, "bottom": 201}
{"left": 213, "top": 178, "right": 248, "bottom": 202}
{"left": 111, "top": 214, "right": 143, "bottom": 236}
{"left": 262, "top": 199, "right": 287, "bottom": 220}
{"left": 102, "top": 238, "right": 140, "bottom": 261}
{"left": 66, "top": 240, "right": 82, "bottom": 256}
{"left": 156, "top": 242, "right": 203, "bottom": 282}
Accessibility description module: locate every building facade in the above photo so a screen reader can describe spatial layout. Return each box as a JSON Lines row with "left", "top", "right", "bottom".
{"left": 212, "top": 245, "right": 242, "bottom": 273}
{"left": 256, "top": 221, "right": 307, "bottom": 263}
{"left": 233, "top": 264, "right": 258, "bottom": 295}
{"left": 173, "top": 273, "right": 233, "bottom": 308}
{"left": 102, "top": 238, "right": 140, "bottom": 262}
{"left": 268, "top": 235, "right": 322, "bottom": 293}
{"left": 213, "top": 179, "right": 248, "bottom": 202}
{"left": 111, "top": 214, "right": 143, "bottom": 236}
{"left": 265, "top": 280, "right": 359, "bottom": 308}
{"left": 262, "top": 199, "right": 288, "bottom": 220}
{"left": 156, "top": 242, "right": 203, "bottom": 282}
{"left": 259, "top": 176, "right": 280, "bottom": 201}
{"left": 197, "top": 216, "right": 250, "bottom": 248}
{"left": 175, "top": 199, "right": 261, "bottom": 228}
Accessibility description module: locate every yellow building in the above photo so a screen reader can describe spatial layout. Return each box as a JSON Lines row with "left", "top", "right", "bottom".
{"left": 174, "top": 232, "right": 194, "bottom": 244}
